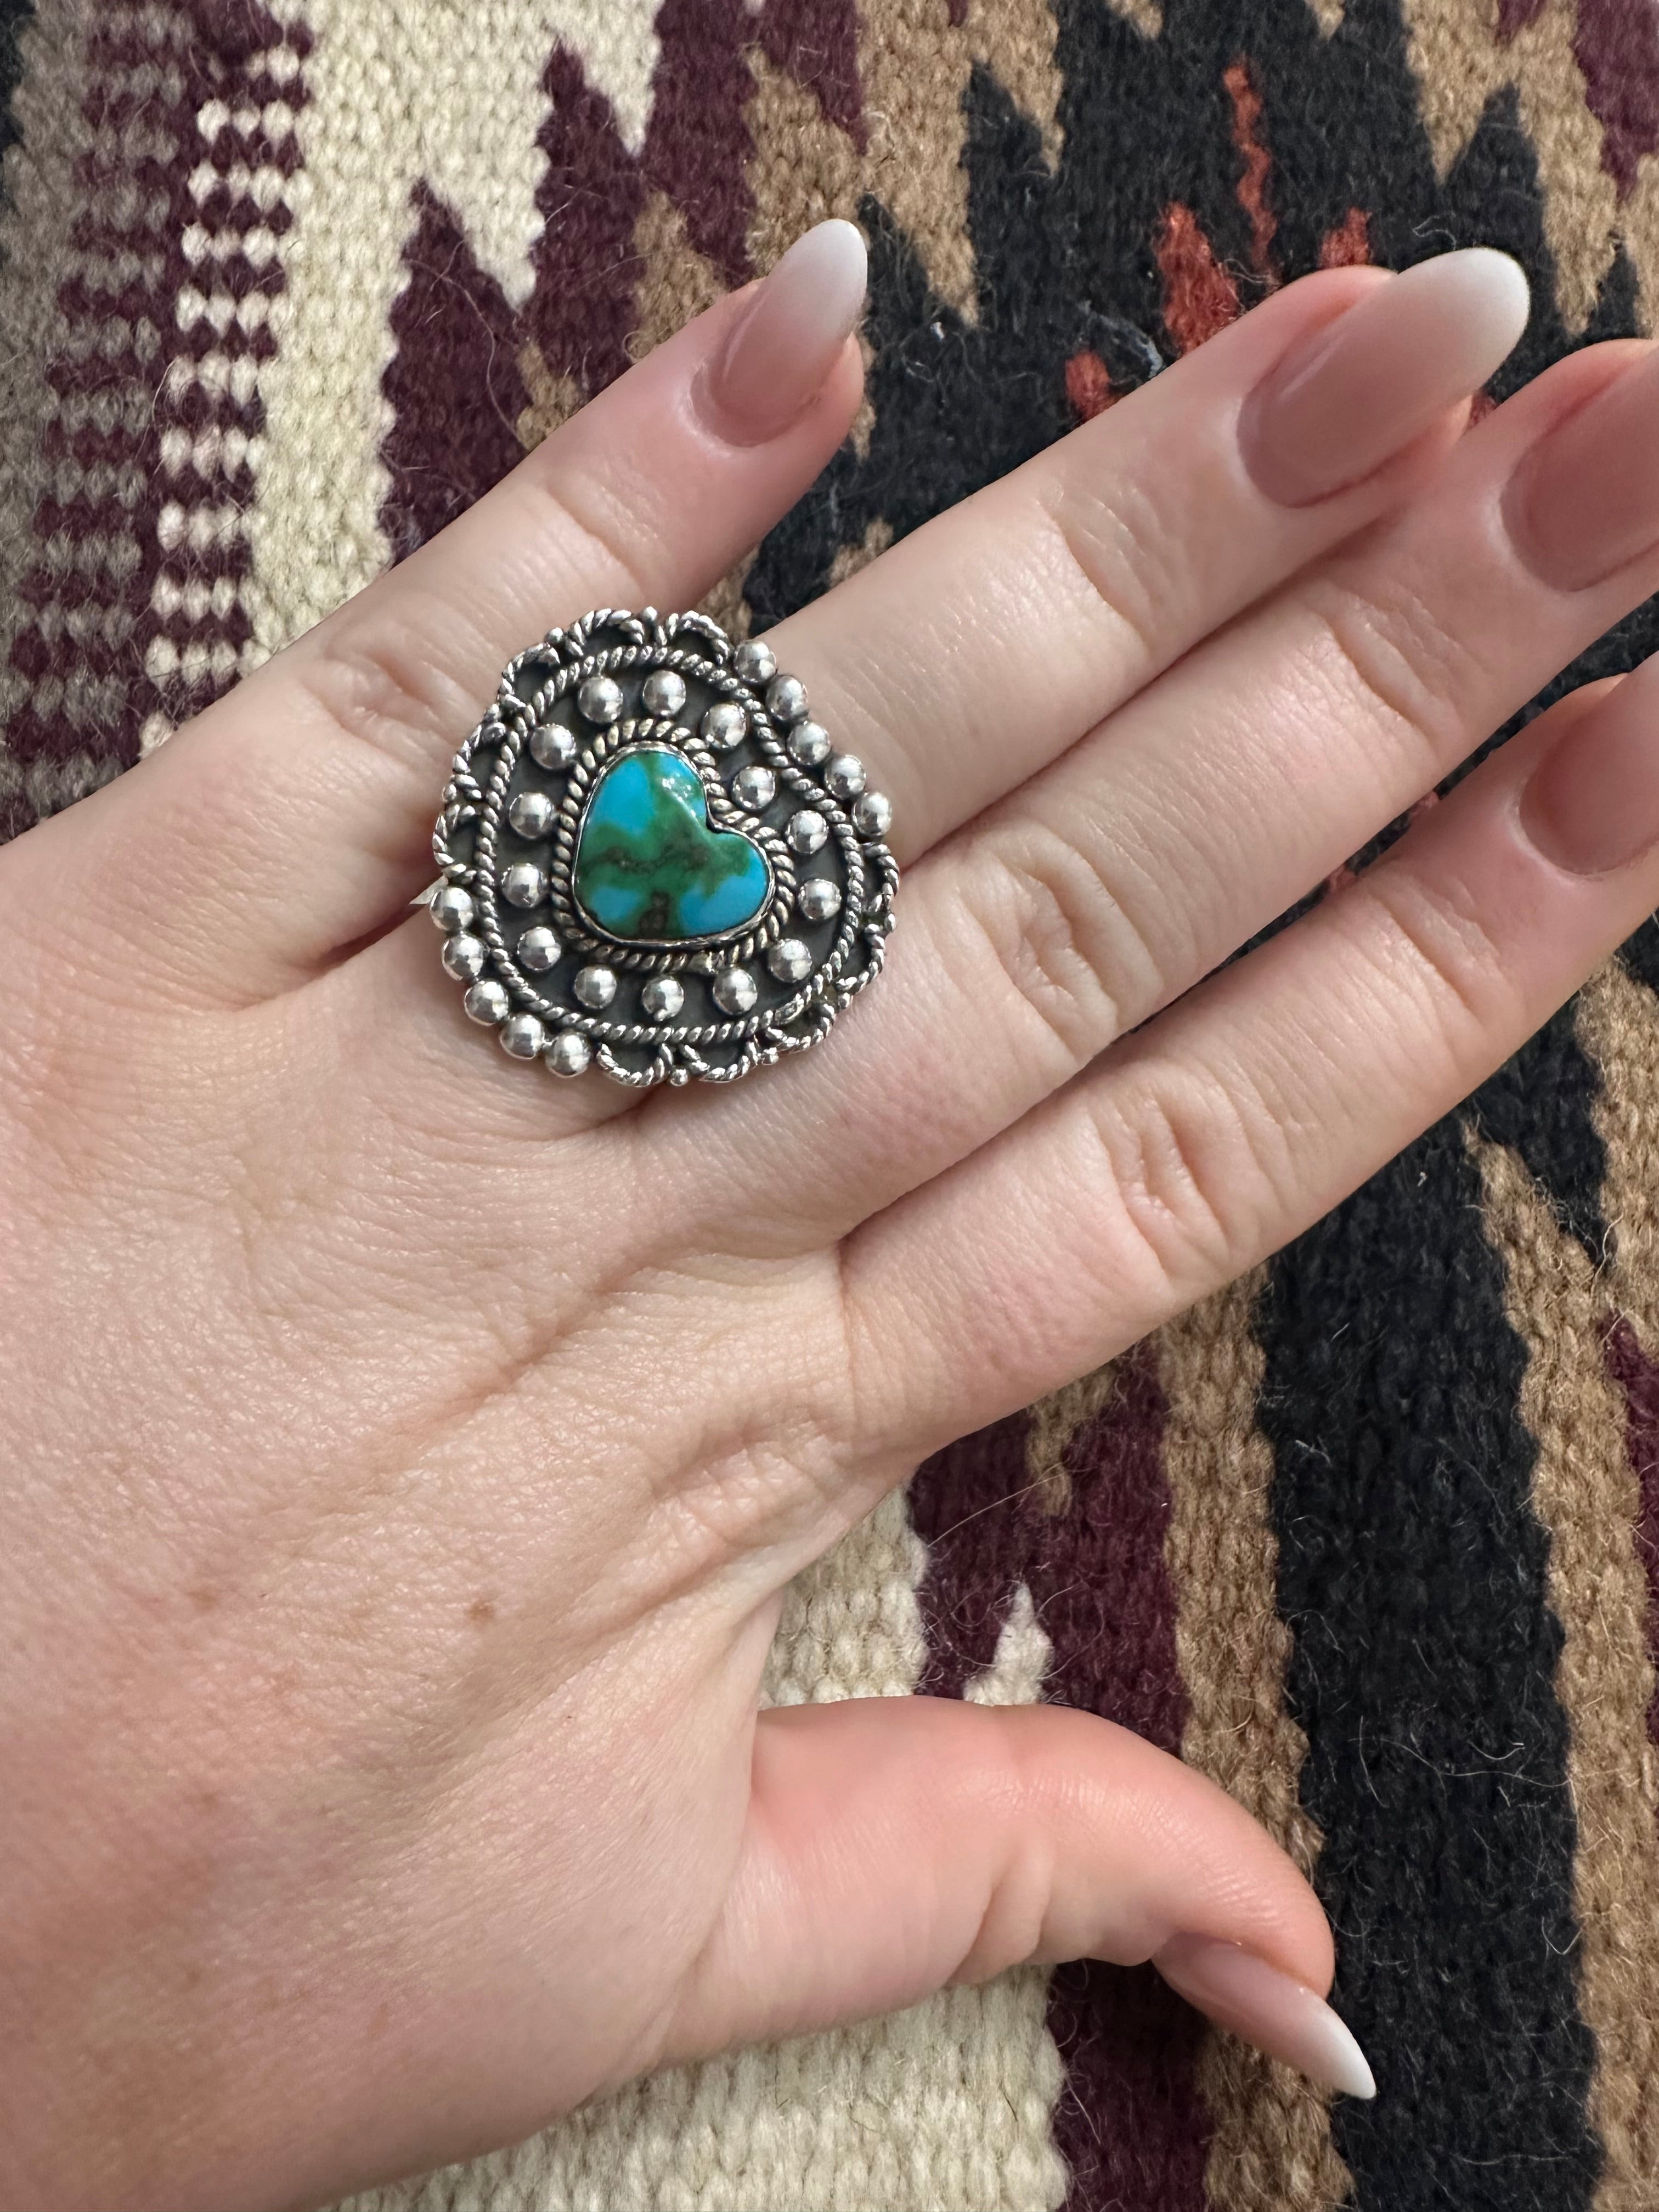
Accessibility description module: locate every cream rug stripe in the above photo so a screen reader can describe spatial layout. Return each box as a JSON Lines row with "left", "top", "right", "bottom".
{"left": 246, "top": 0, "right": 661, "bottom": 664}
{"left": 342, "top": 1493, "right": 1065, "bottom": 2211}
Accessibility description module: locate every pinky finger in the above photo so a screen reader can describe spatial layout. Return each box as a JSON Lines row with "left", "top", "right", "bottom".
{"left": 847, "top": 669, "right": 1651, "bottom": 1450}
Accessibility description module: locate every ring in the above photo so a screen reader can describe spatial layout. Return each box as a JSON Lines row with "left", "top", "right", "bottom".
{"left": 427, "top": 608, "right": 898, "bottom": 1087}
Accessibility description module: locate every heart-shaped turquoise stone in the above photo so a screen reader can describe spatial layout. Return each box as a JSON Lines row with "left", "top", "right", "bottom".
{"left": 573, "top": 746, "right": 772, "bottom": 943}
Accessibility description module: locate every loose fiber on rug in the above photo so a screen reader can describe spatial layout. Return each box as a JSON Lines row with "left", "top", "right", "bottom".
{"left": 3, "top": 2, "right": 1658, "bottom": 2208}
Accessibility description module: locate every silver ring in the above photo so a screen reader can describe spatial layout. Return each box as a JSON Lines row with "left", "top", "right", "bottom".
{"left": 427, "top": 608, "right": 898, "bottom": 1086}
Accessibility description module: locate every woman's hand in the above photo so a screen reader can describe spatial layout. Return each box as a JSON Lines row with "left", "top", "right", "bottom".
{"left": 7, "top": 220, "right": 1659, "bottom": 2212}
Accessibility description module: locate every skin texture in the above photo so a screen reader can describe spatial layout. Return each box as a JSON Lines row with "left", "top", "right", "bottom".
{"left": 7, "top": 234, "right": 1659, "bottom": 2210}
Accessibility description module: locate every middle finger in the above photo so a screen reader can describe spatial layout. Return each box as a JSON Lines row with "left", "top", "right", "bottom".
{"left": 340, "top": 252, "right": 1522, "bottom": 1144}
{"left": 665, "top": 326, "right": 1659, "bottom": 1246}
{"left": 768, "top": 249, "right": 1529, "bottom": 866}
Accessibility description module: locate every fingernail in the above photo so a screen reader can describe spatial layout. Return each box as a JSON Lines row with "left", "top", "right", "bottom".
{"left": 1243, "top": 249, "right": 1530, "bottom": 506}
{"left": 1521, "top": 661, "right": 1659, "bottom": 875}
{"left": 704, "top": 219, "right": 867, "bottom": 443}
{"left": 1507, "top": 345, "right": 1659, "bottom": 590}
{"left": 1154, "top": 1934, "right": 1377, "bottom": 2099}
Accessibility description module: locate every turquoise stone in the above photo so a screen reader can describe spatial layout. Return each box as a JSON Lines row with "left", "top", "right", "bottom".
{"left": 574, "top": 746, "right": 772, "bottom": 943}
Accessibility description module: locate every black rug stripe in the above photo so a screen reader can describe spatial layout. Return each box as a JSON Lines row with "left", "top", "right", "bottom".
{"left": 1256, "top": 1120, "right": 1600, "bottom": 2209}
{"left": 0, "top": 0, "right": 33, "bottom": 180}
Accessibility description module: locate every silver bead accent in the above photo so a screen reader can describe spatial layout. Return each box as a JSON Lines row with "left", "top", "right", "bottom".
{"left": 578, "top": 675, "right": 623, "bottom": 724}
{"left": 733, "top": 639, "right": 776, "bottom": 685}
{"left": 500, "top": 860, "right": 547, "bottom": 909}
{"left": 573, "top": 964, "right": 617, "bottom": 1010}
{"left": 795, "top": 877, "right": 842, "bottom": 924}
{"left": 788, "top": 719, "right": 831, "bottom": 767}
{"left": 530, "top": 722, "right": 577, "bottom": 771}
{"left": 641, "top": 975, "right": 685, "bottom": 1023}
{"left": 508, "top": 789, "right": 555, "bottom": 838}
{"left": 767, "top": 673, "right": 808, "bottom": 724}
{"left": 702, "top": 701, "right": 747, "bottom": 751}
{"left": 825, "top": 753, "right": 865, "bottom": 800}
{"left": 731, "top": 763, "right": 775, "bottom": 812}
{"left": 545, "top": 1030, "right": 592, "bottom": 1079}
{"left": 787, "top": 809, "right": 828, "bottom": 855}
{"left": 500, "top": 1012, "right": 546, "bottom": 1060}
{"left": 464, "top": 978, "right": 510, "bottom": 1025}
{"left": 712, "top": 966, "right": 758, "bottom": 1015}
{"left": 430, "top": 884, "right": 474, "bottom": 933}
{"left": 441, "top": 931, "right": 488, "bottom": 982}
{"left": 517, "top": 925, "right": 560, "bottom": 972}
{"left": 852, "top": 790, "right": 893, "bottom": 839}
{"left": 766, "top": 938, "right": 812, "bottom": 984}
{"left": 641, "top": 669, "right": 687, "bottom": 716}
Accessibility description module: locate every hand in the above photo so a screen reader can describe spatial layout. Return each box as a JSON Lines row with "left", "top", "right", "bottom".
{"left": 7, "top": 220, "right": 1659, "bottom": 2212}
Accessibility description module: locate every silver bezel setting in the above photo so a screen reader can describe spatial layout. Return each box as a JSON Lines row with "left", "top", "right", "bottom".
{"left": 430, "top": 607, "right": 898, "bottom": 1088}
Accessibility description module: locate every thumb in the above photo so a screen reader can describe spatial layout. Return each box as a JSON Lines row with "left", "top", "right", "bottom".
{"left": 665, "top": 1695, "right": 1375, "bottom": 2098}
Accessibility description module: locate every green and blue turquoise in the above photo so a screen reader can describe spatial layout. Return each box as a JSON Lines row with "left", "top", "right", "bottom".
{"left": 573, "top": 746, "right": 771, "bottom": 943}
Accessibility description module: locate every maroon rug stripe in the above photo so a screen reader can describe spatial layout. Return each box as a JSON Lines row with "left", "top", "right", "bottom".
{"left": 528, "top": 42, "right": 650, "bottom": 398}
{"left": 1498, "top": 0, "right": 1659, "bottom": 199}
{"left": 910, "top": 1410, "right": 1034, "bottom": 1699}
{"left": 1599, "top": 1315, "right": 1659, "bottom": 1750}
{"left": 379, "top": 38, "right": 650, "bottom": 559}
{"left": 643, "top": 0, "right": 758, "bottom": 284}
{"left": 909, "top": 1350, "right": 1210, "bottom": 2211}
{"left": 379, "top": 183, "right": 531, "bottom": 561}
{"left": 757, "top": 0, "right": 866, "bottom": 150}
{"left": 6, "top": 0, "right": 197, "bottom": 782}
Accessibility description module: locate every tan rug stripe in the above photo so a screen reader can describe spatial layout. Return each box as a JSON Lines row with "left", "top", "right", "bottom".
{"left": 1469, "top": 1128, "right": 1659, "bottom": 2208}
{"left": 1105, "top": 0, "right": 1165, "bottom": 36}
{"left": 1401, "top": 0, "right": 1654, "bottom": 332}
{"left": 1582, "top": 958, "right": 1659, "bottom": 1340}
{"left": 1157, "top": 1279, "right": 1352, "bottom": 2212}
{"left": 751, "top": 0, "right": 1062, "bottom": 325}
{"left": 963, "top": 0, "right": 1063, "bottom": 171}
{"left": 743, "top": 44, "right": 877, "bottom": 474}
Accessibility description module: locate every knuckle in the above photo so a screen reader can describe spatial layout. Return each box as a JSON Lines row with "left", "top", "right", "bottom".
{"left": 518, "top": 459, "right": 649, "bottom": 608}
{"left": 968, "top": 822, "right": 1170, "bottom": 1070}
{"left": 1302, "top": 571, "right": 1481, "bottom": 784}
{"left": 292, "top": 598, "right": 481, "bottom": 777}
{"left": 1348, "top": 865, "right": 1514, "bottom": 1048}
{"left": 1085, "top": 1069, "right": 1283, "bottom": 1301}
{"left": 642, "top": 1256, "right": 867, "bottom": 1573}
{"left": 1037, "top": 471, "right": 1169, "bottom": 671}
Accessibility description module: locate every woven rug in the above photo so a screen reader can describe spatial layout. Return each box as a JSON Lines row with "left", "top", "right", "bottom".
{"left": 4, "top": 2, "right": 1658, "bottom": 2207}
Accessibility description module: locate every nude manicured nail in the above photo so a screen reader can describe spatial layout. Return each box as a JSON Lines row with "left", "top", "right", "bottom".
{"left": 1508, "top": 346, "right": 1659, "bottom": 591}
{"left": 1521, "top": 662, "right": 1659, "bottom": 876}
{"left": 1154, "top": 1934, "right": 1377, "bottom": 2099}
{"left": 704, "top": 219, "right": 868, "bottom": 443}
{"left": 1244, "top": 249, "right": 1530, "bottom": 507}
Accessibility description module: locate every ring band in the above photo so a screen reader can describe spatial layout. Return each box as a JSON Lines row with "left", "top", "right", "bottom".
{"left": 428, "top": 608, "right": 898, "bottom": 1086}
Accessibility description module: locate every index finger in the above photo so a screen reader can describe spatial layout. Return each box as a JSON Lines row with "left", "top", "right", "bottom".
{"left": 50, "top": 222, "right": 870, "bottom": 1001}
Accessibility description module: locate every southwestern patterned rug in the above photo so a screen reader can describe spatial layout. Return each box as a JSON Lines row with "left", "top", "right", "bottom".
{"left": 3, "top": 2, "right": 1657, "bottom": 2207}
